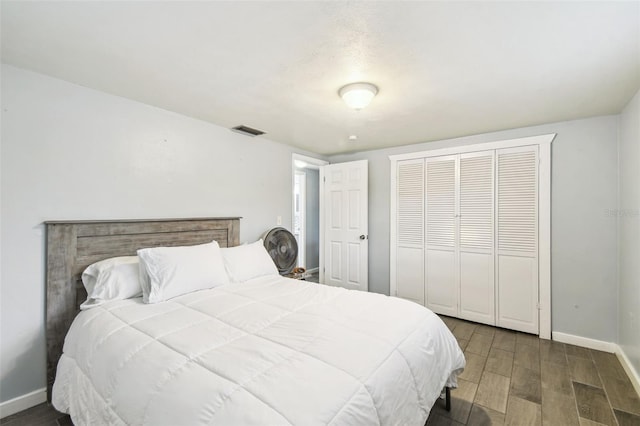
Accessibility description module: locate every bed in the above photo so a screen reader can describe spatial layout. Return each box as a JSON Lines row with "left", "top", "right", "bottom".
{"left": 46, "top": 218, "right": 465, "bottom": 426}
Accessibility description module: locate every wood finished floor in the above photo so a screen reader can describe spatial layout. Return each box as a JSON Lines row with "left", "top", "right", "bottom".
{"left": 427, "top": 316, "right": 640, "bottom": 426}
{"left": 0, "top": 403, "right": 70, "bottom": 426}
{"left": 3, "top": 315, "right": 639, "bottom": 426}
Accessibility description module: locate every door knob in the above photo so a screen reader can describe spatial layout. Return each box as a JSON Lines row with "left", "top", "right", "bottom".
{"left": 359, "top": 235, "right": 366, "bottom": 240}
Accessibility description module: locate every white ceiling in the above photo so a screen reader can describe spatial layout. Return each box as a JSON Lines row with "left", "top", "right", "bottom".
{"left": 2, "top": 1, "right": 639, "bottom": 155}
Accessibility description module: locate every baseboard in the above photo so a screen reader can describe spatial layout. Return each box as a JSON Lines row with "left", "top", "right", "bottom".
{"left": 615, "top": 346, "right": 640, "bottom": 398}
{"left": 0, "top": 388, "right": 47, "bottom": 419}
{"left": 551, "top": 332, "right": 640, "bottom": 399}
{"left": 307, "top": 267, "right": 319, "bottom": 274}
{"left": 551, "top": 331, "right": 616, "bottom": 353}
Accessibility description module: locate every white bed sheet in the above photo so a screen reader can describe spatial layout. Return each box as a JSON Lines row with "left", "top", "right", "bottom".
{"left": 53, "top": 275, "right": 465, "bottom": 426}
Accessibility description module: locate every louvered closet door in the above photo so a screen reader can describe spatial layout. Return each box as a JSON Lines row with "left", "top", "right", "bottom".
{"left": 425, "top": 155, "right": 458, "bottom": 316}
{"left": 496, "top": 146, "right": 538, "bottom": 334}
{"left": 395, "top": 159, "right": 425, "bottom": 304}
{"left": 459, "top": 152, "right": 495, "bottom": 325}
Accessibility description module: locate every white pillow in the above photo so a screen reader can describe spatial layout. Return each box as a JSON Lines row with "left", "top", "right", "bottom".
{"left": 80, "top": 256, "right": 142, "bottom": 310}
{"left": 137, "top": 240, "right": 229, "bottom": 304}
{"left": 222, "top": 239, "right": 278, "bottom": 282}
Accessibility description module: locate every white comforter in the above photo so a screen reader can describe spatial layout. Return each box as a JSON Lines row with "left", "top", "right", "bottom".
{"left": 53, "top": 276, "right": 465, "bottom": 426}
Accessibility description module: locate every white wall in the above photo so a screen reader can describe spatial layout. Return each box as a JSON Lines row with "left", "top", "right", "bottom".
{"left": 618, "top": 88, "right": 640, "bottom": 376}
{"left": 0, "top": 65, "right": 324, "bottom": 403}
{"left": 329, "top": 116, "right": 620, "bottom": 343}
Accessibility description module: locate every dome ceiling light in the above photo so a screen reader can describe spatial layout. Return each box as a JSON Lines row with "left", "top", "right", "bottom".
{"left": 338, "top": 82, "right": 378, "bottom": 110}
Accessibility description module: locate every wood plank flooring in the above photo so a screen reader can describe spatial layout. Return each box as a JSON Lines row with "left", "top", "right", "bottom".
{"left": 2, "top": 315, "right": 639, "bottom": 426}
{"left": 0, "top": 403, "right": 70, "bottom": 426}
{"left": 428, "top": 316, "right": 640, "bottom": 426}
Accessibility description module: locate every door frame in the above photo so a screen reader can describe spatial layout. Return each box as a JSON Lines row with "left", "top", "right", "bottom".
{"left": 389, "top": 133, "right": 554, "bottom": 339}
{"left": 292, "top": 153, "right": 328, "bottom": 274}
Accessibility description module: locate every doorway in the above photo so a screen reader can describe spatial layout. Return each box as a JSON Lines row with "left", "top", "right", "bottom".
{"left": 292, "top": 154, "right": 327, "bottom": 277}
{"left": 293, "top": 170, "right": 307, "bottom": 267}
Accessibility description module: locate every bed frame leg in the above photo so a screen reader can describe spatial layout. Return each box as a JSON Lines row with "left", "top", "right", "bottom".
{"left": 445, "top": 387, "right": 451, "bottom": 411}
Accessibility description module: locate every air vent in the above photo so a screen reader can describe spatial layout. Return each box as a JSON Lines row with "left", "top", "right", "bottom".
{"left": 231, "top": 125, "right": 265, "bottom": 137}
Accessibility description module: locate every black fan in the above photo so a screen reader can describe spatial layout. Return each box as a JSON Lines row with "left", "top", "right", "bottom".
{"left": 263, "top": 227, "right": 298, "bottom": 275}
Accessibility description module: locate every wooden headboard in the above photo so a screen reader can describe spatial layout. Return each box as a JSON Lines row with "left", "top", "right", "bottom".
{"left": 45, "top": 217, "right": 240, "bottom": 398}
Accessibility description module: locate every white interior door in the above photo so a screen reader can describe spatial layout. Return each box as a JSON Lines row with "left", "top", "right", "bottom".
{"left": 496, "top": 146, "right": 539, "bottom": 334}
{"left": 425, "top": 155, "right": 458, "bottom": 316}
{"left": 322, "top": 160, "right": 368, "bottom": 291}
{"left": 458, "top": 151, "right": 495, "bottom": 325}
{"left": 395, "top": 159, "right": 425, "bottom": 304}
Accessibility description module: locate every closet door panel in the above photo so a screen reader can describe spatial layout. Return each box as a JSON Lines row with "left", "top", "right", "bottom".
{"left": 498, "top": 255, "right": 537, "bottom": 329}
{"left": 395, "top": 159, "right": 425, "bottom": 304}
{"left": 426, "top": 249, "right": 457, "bottom": 316}
{"left": 397, "top": 247, "right": 424, "bottom": 304}
{"left": 460, "top": 252, "right": 494, "bottom": 324}
{"left": 496, "top": 146, "right": 538, "bottom": 334}
{"left": 425, "top": 156, "right": 458, "bottom": 316}
{"left": 458, "top": 152, "right": 495, "bottom": 325}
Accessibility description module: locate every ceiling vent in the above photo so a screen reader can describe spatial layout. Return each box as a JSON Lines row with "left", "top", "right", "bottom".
{"left": 231, "top": 125, "right": 265, "bottom": 137}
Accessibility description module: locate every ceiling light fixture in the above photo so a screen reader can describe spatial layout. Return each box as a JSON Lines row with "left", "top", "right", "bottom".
{"left": 338, "top": 82, "right": 378, "bottom": 110}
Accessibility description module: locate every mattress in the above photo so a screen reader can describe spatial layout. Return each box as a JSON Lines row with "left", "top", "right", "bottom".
{"left": 53, "top": 275, "right": 465, "bottom": 425}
